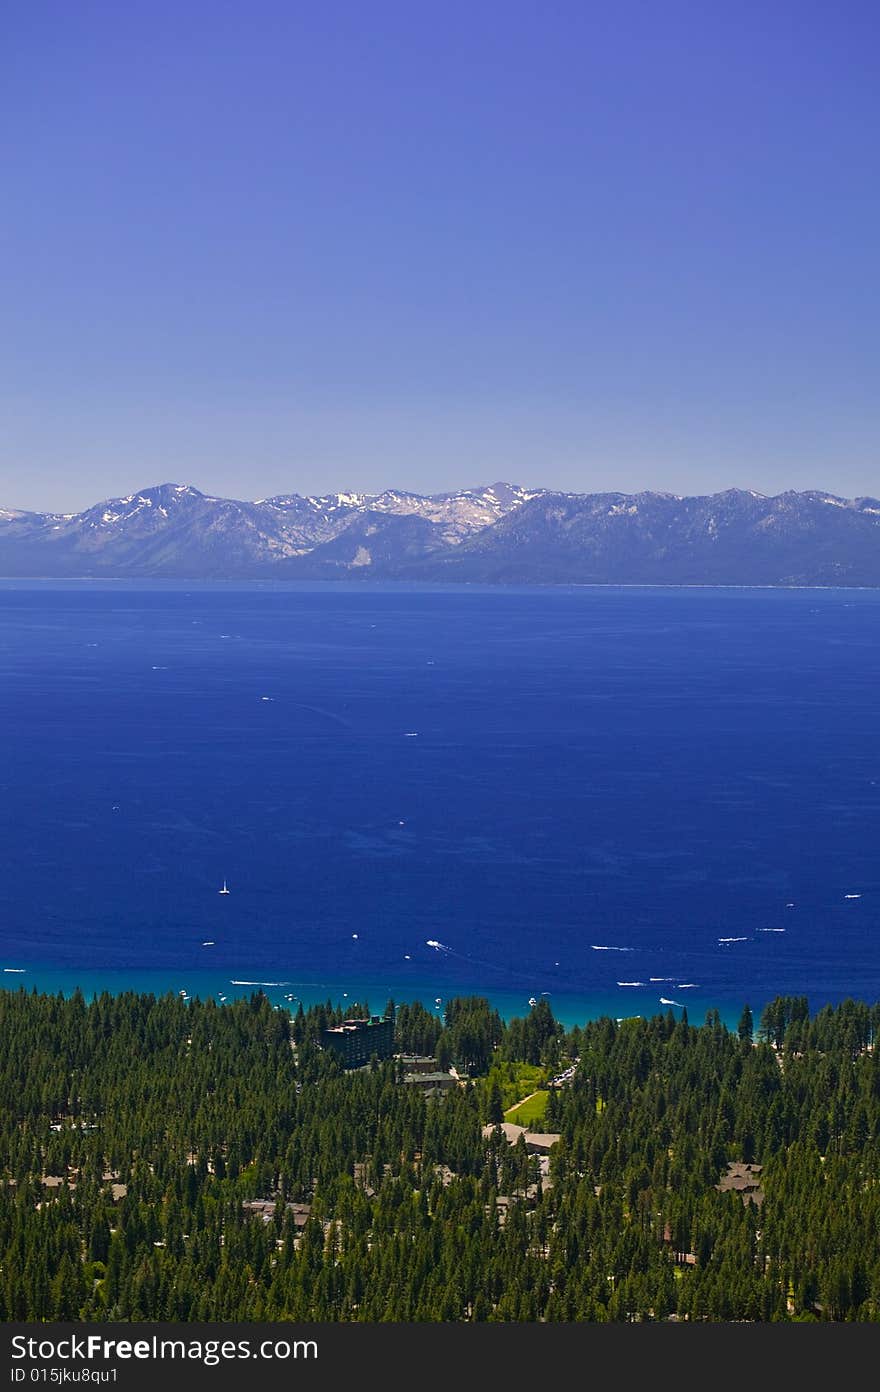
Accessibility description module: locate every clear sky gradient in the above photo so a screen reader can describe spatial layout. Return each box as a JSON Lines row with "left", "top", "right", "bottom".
{"left": 2, "top": 1, "right": 878, "bottom": 510}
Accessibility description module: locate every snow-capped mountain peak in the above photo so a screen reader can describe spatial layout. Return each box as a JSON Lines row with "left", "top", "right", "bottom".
{"left": 3, "top": 481, "right": 878, "bottom": 585}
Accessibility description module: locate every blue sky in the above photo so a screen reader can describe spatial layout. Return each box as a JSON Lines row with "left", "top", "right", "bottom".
{"left": 2, "top": 1, "right": 878, "bottom": 510}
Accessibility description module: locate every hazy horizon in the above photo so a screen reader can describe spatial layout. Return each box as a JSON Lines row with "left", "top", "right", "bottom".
{"left": 4, "top": 471, "right": 879, "bottom": 517}
{"left": 3, "top": 458, "right": 879, "bottom": 517}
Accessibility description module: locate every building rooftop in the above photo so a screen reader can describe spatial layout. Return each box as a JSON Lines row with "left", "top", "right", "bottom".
{"left": 325, "top": 1015, "right": 389, "bottom": 1034}
{"left": 717, "top": 1161, "right": 765, "bottom": 1204}
{"left": 482, "top": 1122, "right": 561, "bottom": 1151}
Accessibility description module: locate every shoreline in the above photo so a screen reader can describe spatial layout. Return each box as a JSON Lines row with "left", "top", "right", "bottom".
{"left": 0, "top": 961, "right": 783, "bottom": 1033}
{"left": 2, "top": 576, "right": 880, "bottom": 592}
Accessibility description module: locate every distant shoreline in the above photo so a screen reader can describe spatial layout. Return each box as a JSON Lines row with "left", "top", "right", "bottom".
{"left": 2, "top": 576, "right": 880, "bottom": 592}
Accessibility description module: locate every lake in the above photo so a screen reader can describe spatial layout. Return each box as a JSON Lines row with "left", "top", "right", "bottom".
{"left": 1, "top": 580, "right": 878, "bottom": 1028}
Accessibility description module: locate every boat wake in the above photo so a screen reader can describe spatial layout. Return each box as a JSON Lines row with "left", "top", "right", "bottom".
{"left": 229, "top": 980, "right": 293, "bottom": 987}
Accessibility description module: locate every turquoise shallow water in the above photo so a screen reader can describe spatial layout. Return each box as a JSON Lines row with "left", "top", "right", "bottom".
{"left": 0, "top": 963, "right": 738, "bottom": 1031}
{"left": 1, "top": 579, "right": 878, "bottom": 1030}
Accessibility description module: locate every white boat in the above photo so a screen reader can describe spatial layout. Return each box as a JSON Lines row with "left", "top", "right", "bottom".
{"left": 218, "top": 879, "right": 230, "bottom": 895}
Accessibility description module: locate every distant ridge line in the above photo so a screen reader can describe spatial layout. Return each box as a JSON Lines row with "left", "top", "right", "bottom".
{"left": 1, "top": 481, "right": 880, "bottom": 586}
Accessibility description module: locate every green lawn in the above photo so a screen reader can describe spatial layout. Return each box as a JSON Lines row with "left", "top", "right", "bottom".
{"left": 504, "top": 1090, "right": 550, "bottom": 1127}
{"left": 476, "top": 1060, "right": 547, "bottom": 1118}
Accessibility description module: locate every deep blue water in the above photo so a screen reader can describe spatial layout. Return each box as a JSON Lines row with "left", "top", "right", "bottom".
{"left": 1, "top": 581, "right": 878, "bottom": 1028}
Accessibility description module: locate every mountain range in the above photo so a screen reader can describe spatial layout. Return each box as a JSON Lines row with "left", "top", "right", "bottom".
{"left": 2, "top": 481, "right": 880, "bottom": 585}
